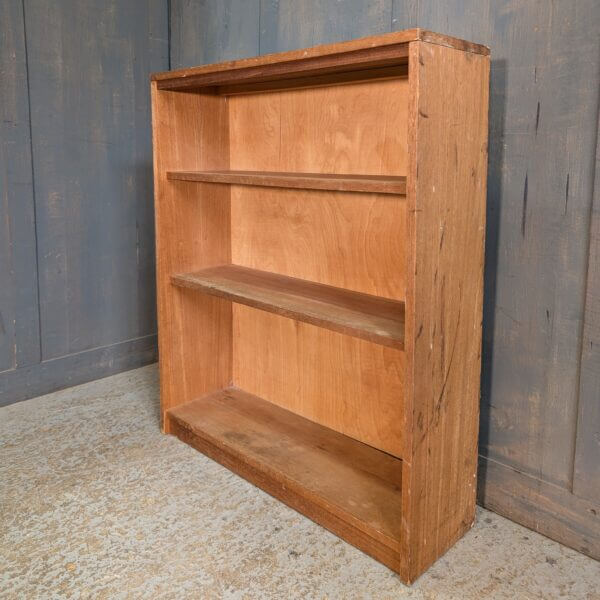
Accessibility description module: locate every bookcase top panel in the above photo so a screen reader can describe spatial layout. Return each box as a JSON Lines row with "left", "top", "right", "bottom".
{"left": 151, "top": 28, "right": 489, "bottom": 92}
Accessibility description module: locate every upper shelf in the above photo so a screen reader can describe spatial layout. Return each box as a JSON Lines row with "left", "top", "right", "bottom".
{"left": 167, "top": 170, "right": 407, "bottom": 195}
{"left": 152, "top": 29, "right": 489, "bottom": 92}
{"left": 171, "top": 264, "right": 405, "bottom": 350}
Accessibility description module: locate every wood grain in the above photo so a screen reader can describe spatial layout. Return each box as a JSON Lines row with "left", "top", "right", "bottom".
{"left": 229, "top": 77, "right": 409, "bottom": 176}
{"left": 151, "top": 88, "right": 232, "bottom": 428}
{"left": 229, "top": 78, "right": 408, "bottom": 300}
{"left": 233, "top": 306, "right": 405, "bottom": 458}
{"left": 218, "top": 64, "right": 408, "bottom": 95}
{"left": 167, "top": 170, "right": 407, "bottom": 195}
{"left": 153, "top": 30, "right": 489, "bottom": 582}
{"left": 172, "top": 265, "right": 405, "bottom": 349}
{"left": 153, "top": 28, "right": 489, "bottom": 89}
{"left": 231, "top": 187, "right": 406, "bottom": 301}
{"left": 167, "top": 386, "right": 404, "bottom": 570}
{"left": 401, "top": 41, "right": 489, "bottom": 581}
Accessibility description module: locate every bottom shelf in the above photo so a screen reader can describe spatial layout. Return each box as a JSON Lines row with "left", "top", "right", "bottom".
{"left": 167, "top": 387, "right": 403, "bottom": 570}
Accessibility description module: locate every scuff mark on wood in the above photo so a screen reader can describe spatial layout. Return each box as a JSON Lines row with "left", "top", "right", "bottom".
{"left": 535, "top": 101, "right": 540, "bottom": 135}
{"left": 564, "top": 173, "right": 569, "bottom": 215}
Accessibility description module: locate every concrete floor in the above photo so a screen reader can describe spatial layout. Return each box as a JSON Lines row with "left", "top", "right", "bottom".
{"left": 1, "top": 365, "right": 598, "bottom": 599}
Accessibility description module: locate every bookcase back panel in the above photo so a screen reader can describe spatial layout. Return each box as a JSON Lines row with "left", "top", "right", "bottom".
{"left": 231, "top": 186, "right": 406, "bottom": 301}
{"left": 232, "top": 304, "right": 405, "bottom": 457}
{"left": 228, "top": 78, "right": 409, "bottom": 176}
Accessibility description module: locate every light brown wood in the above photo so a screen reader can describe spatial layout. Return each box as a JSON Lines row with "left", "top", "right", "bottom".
{"left": 228, "top": 78, "right": 409, "bottom": 176}
{"left": 167, "top": 170, "right": 407, "bottom": 195}
{"left": 171, "top": 265, "right": 405, "bottom": 349}
{"left": 151, "top": 87, "right": 232, "bottom": 430}
{"left": 228, "top": 78, "right": 408, "bottom": 301}
{"left": 167, "top": 386, "right": 403, "bottom": 567}
{"left": 231, "top": 186, "right": 406, "bottom": 300}
{"left": 151, "top": 30, "right": 489, "bottom": 584}
{"left": 401, "top": 41, "right": 489, "bottom": 581}
{"left": 152, "top": 29, "right": 489, "bottom": 91}
{"left": 233, "top": 306, "right": 405, "bottom": 457}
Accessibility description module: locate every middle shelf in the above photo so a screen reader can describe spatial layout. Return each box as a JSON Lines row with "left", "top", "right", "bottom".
{"left": 171, "top": 264, "right": 405, "bottom": 349}
{"left": 167, "top": 169, "right": 407, "bottom": 195}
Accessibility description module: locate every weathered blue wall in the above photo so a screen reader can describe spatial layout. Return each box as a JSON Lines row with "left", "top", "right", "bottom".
{"left": 0, "top": 1, "right": 168, "bottom": 404}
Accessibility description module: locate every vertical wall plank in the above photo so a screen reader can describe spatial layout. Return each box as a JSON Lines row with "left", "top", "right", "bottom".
{"left": 390, "top": 0, "right": 418, "bottom": 30}
{"left": 0, "top": 0, "right": 40, "bottom": 372}
{"left": 24, "top": 0, "right": 168, "bottom": 360}
{"left": 259, "top": 0, "right": 392, "bottom": 54}
{"left": 170, "top": 0, "right": 260, "bottom": 69}
{"left": 573, "top": 110, "right": 600, "bottom": 502}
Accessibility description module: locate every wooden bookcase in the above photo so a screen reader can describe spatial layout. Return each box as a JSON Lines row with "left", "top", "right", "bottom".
{"left": 151, "top": 29, "right": 490, "bottom": 583}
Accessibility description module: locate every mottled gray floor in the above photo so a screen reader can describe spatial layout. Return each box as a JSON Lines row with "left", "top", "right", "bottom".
{"left": 1, "top": 365, "right": 599, "bottom": 599}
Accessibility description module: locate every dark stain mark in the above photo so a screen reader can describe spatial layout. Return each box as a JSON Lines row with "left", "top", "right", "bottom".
{"left": 590, "top": 508, "right": 597, "bottom": 516}
{"left": 521, "top": 173, "right": 528, "bottom": 238}
{"left": 419, "top": 53, "right": 425, "bottom": 66}
{"left": 417, "top": 411, "right": 424, "bottom": 430}
{"left": 432, "top": 289, "right": 462, "bottom": 428}
{"left": 546, "top": 309, "right": 550, "bottom": 323}
{"left": 273, "top": 526, "right": 282, "bottom": 532}
{"left": 434, "top": 268, "right": 438, "bottom": 283}
{"left": 135, "top": 220, "right": 140, "bottom": 265}
{"left": 564, "top": 173, "right": 569, "bottom": 215}
{"left": 546, "top": 557, "right": 557, "bottom": 566}
{"left": 416, "top": 323, "right": 424, "bottom": 341}
{"left": 535, "top": 101, "right": 540, "bottom": 135}
{"left": 288, "top": 550, "right": 300, "bottom": 558}
{"left": 439, "top": 226, "right": 445, "bottom": 250}
{"left": 534, "top": 66, "right": 538, "bottom": 83}
{"left": 223, "top": 431, "right": 252, "bottom": 445}
{"left": 419, "top": 109, "right": 429, "bottom": 119}
{"left": 484, "top": 517, "right": 493, "bottom": 524}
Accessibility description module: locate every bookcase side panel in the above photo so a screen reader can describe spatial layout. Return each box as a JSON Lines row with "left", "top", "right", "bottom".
{"left": 402, "top": 42, "right": 489, "bottom": 581}
{"left": 151, "top": 85, "right": 232, "bottom": 429}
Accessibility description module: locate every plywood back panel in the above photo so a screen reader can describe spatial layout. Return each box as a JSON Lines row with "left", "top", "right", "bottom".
{"left": 231, "top": 186, "right": 406, "bottom": 300}
{"left": 228, "top": 78, "right": 409, "bottom": 175}
{"left": 232, "top": 305, "right": 405, "bottom": 457}
{"left": 228, "top": 77, "right": 407, "bottom": 458}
